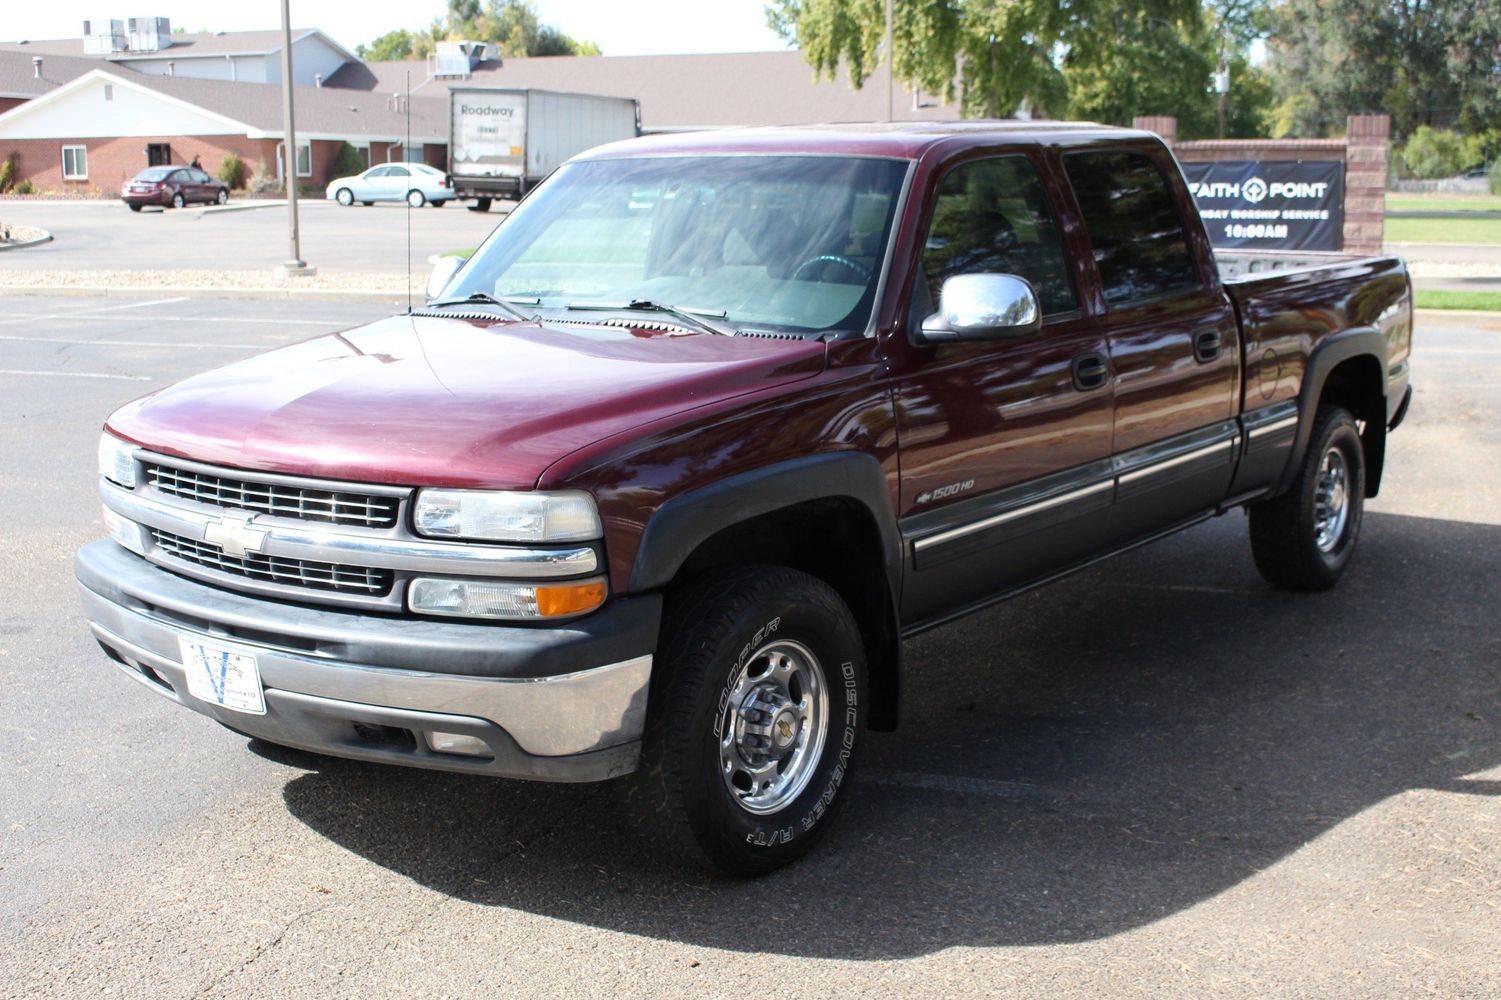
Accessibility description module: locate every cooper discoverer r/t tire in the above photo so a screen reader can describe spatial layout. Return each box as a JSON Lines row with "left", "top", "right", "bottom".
{"left": 1249, "top": 404, "right": 1365, "bottom": 591}
{"left": 619, "top": 566, "right": 867, "bottom": 877}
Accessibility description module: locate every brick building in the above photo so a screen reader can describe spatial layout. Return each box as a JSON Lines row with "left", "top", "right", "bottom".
{"left": 0, "top": 63, "right": 446, "bottom": 195}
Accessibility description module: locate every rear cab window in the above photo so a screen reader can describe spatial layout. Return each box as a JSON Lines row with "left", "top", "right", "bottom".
{"left": 1062, "top": 150, "right": 1201, "bottom": 305}
{"left": 914, "top": 155, "right": 1077, "bottom": 325}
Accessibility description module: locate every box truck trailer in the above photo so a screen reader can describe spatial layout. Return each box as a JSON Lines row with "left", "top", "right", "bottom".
{"left": 449, "top": 87, "right": 640, "bottom": 211}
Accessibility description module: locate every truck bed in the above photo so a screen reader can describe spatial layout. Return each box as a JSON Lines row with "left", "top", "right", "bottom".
{"left": 1217, "top": 249, "right": 1413, "bottom": 431}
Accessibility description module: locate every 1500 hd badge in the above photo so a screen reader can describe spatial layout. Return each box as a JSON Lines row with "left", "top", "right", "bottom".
{"left": 915, "top": 479, "right": 975, "bottom": 505}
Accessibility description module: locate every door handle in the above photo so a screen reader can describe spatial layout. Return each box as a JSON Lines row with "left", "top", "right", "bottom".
{"left": 1194, "top": 330, "right": 1222, "bottom": 362}
{"left": 1071, "top": 352, "right": 1109, "bottom": 391}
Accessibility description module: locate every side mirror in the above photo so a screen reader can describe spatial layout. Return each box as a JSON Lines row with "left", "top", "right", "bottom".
{"left": 918, "top": 273, "right": 1041, "bottom": 344}
{"left": 425, "top": 254, "right": 467, "bottom": 302}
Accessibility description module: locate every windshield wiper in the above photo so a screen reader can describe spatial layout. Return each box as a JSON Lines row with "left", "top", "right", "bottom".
{"left": 426, "top": 292, "right": 531, "bottom": 322}
{"left": 563, "top": 299, "right": 735, "bottom": 336}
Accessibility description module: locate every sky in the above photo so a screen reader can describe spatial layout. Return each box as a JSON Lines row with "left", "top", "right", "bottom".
{"left": 0, "top": 1, "right": 791, "bottom": 56}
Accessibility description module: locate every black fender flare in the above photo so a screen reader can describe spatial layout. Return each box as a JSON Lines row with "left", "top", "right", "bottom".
{"left": 629, "top": 451, "right": 902, "bottom": 598}
{"left": 628, "top": 451, "right": 905, "bottom": 729}
{"left": 1279, "top": 327, "right": 1387, "bottom": 495}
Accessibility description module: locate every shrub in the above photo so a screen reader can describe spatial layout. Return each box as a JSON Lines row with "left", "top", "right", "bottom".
{"left": 1491, "top": 160, "right": 1501, "bottom": 196}
{"left": 15, "top": 178, "right": 34, "bottom": 195}
{"left": 249, "top": 158, "right": 281, "bottom": 194}
{"left": 0, "top": 152, "right": 16, "bottom": 193}
{"left": 217, "top": 152, "right": 246, "bottom": 190}
{"left": 331, "top": 141, "right": 366, "bottom": 180}
{"left": 1401, "top": 126, "right": 1467, "bottom": 179}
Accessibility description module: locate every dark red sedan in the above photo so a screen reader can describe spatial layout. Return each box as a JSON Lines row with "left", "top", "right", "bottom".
{"left": 121, "top": 166, "right": 229, "bottom": 211}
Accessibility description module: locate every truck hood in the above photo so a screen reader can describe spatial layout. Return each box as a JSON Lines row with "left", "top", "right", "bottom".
{"left": 106, "top": 314, "right": 825, "bottom": 488}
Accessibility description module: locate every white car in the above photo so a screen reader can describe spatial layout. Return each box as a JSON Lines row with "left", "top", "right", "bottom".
{"left": 325, "top": 162, "right": 454, "bottom": 207}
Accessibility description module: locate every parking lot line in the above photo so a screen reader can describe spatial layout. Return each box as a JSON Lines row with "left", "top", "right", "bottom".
{"left": 0, "top": 312, "right": 346, "bottom": 327}
{"left": 0, "top": 368, "right": 151, "bottom": 381}
{"left": 0, "top": 334, "right": 268, "bottom": 350}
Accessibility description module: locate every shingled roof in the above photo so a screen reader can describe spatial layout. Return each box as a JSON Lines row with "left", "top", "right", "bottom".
{"left": 0, "top": 28, "right": 332, "bottom": 61}
{"left": 0, "top": 66, "right": 447, "bottom": 143}
{"left": 325, "top": 50, "right": 959, "bottom": 130}
{"left": 0, "top": 49, "right": 111, "bottom": 98}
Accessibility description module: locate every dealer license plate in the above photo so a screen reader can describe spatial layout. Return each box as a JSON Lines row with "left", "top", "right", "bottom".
{"left": 179, "top": 636, "right": 266, "bottom": 715}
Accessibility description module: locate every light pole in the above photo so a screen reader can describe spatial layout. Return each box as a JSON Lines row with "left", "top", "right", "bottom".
{"left": 276, "top": 0, "right": 314, "bottom": 276}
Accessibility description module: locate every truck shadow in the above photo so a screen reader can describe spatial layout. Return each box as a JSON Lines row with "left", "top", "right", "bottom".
{"left": 276, "top": 510, "right": 1500, "bottom": 959}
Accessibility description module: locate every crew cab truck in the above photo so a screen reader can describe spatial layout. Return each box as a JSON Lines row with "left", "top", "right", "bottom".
{"left": 77, "top": 123, "right": 1413, "bottom": 876}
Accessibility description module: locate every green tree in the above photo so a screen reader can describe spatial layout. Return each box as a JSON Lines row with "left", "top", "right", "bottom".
{"left": 765, "top": 0, "right": 1267, "bottom": 129}
{"left": 1265, "top": 0, "right": 1501, "bottom": 139}
{"left": 356, "top": 29, "right": 416, "bottom": 61}
{"left": 361, "top": 0, "right": 600, "bottom": 60}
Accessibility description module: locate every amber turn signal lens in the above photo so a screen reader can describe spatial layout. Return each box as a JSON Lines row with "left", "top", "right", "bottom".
{"left": 535, "top": 580, "right": 608, "bottom": 617}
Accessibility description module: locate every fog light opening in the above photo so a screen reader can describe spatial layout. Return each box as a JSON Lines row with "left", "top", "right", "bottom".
{"left": 426, "top": 730, "right": 493, "bottom": 758}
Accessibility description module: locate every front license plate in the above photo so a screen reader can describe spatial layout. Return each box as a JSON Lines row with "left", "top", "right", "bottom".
{"left": 179, "top": 637, "right": 266, "bottom": 715}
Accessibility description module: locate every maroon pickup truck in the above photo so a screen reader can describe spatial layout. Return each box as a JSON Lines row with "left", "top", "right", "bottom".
{"left": 78, "top": 123, "right": 1413, "bottom": 876}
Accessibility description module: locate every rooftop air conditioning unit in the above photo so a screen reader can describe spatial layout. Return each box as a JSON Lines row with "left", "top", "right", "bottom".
{"left": 81, "top": 18, "right": 127, "bottom": 55}
{"left": 126, "top": 16, "right": 172, "bottom": 53}
{"left": 428, "top": 39, "right": 489, "bottom": 78}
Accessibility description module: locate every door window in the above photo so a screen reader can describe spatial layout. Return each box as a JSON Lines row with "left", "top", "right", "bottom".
{"left": 1063, "top": 151, "right": 1200, "bottom": 305}
{"left": 917, "top": 156, "right": 1077, "bottom": 320}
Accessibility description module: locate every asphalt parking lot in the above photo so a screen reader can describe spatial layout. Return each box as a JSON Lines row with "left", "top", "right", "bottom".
{"left": 0, "top": 297, "right": 1498, "bottom": 997}
{"left": 0, "top": 199, "right": 505, "bottom": 274}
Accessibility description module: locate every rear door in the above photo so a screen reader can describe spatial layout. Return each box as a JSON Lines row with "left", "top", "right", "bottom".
{"left": 1059, "top": 147, "right": 1241, "bottom": 542}
{"left": 895, "top": 152, "right": 1114, "bottom": 625}
{"left": 383, "top": 165, "right": 412, "bottom": 201}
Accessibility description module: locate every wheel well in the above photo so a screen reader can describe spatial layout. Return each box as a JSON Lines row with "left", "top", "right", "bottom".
{"left": 673, "top": 498, "right": 900, "bottom": 731}
{"left": 1317, "top": 354, "right": 1386, "bottom": 497}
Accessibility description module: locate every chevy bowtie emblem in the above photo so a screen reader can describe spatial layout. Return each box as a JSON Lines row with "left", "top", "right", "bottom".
{"left": 203, "top": 511, "right": 269, "bottom": 558}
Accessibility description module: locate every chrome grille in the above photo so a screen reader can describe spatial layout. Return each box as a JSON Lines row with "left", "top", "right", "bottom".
{"left": 149, "top": 528, "right": 393, "bottom": 595}
{"left": 146, "top": 464, "right": 399, "bottom": 528}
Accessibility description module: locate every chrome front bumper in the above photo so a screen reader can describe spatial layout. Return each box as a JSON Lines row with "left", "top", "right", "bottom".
{"left": 76, "top": 541, "right": 661, "bottom": 782}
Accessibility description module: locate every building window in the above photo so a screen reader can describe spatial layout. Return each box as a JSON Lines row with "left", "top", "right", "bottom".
{"left": 62, "top": 145, "right": 88, "bottom": 180}
{"left": 296, "top": 141, "right": 312, "bottom": 177}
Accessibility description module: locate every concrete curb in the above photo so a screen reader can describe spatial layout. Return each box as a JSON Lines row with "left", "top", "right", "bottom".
{"left": 0, "top": 284, "right": 415, "bottom": 304}
{"left": 197, "top": 200, "right": 290, "bottom": 215}
{"left": 1413, "top": 307, "right": 1501, "bottom": 317}
{"left": 0, "top": 228, "right": 54, "bottom": 251}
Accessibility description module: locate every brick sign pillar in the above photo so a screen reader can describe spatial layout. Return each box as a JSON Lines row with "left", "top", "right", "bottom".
{"left": 1342, "top": 114, "right": 1389, "bottom": 253}
{"left": 1132, "top": 114, "right": 1390, "bottom": 253}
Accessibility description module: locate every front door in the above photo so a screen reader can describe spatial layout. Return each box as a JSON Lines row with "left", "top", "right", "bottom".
{"left": 896, "top": 153, "right": 1114, "bottom": 626}
{"left": 146, "top": 143, "right": 171, "bottom": 167}
{"left": 1059, "top": 148, "right": 1241, "bottom": 543}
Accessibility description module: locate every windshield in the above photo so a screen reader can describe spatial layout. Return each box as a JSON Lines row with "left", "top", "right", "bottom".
{"left": 448, "top": 155, "right": 909, "bottom": 334}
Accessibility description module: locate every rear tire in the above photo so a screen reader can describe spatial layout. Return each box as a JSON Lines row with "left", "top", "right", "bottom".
{"left": 171, "top": 191, "right": 185, "bottom": 209}
{"left": 128, "top": 204, "right": 142, "bottom": 212}
{"left": 619, "top": 566, "right": 867, "bottom": 877}
{"left": 1249, "top": 405, "right": 1365, "bottom": 591}
{"left": 468, "top": 198, "right": 492, "bottom": 213}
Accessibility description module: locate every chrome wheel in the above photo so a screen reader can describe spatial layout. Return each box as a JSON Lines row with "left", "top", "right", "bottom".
{"left": 1312, "top": 446, "right": 1349, "bottom": 552}
{"left": 718, "top": 638, "right": 828, "bottom": 815}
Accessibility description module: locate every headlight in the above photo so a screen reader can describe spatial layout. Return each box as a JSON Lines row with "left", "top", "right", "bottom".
{"left": 408, "top": 577, "right": 607, "bottom": 620}
{"left": 97, "top": 432, "right": 138, "bottom": 488}
{"left": 412, "top": 489, "right": 601, "bottom": 543}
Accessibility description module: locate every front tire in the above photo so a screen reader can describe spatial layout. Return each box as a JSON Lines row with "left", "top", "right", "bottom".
{"left": 620, "top": 566, "right": 867, "bottom": 877}
{"left": 336, "top": 188, "right": 354, "bottom": 206}
{"left": 1249, "top": 405, "right": 1365, "bottom": 590}
{"left": 406, "top": 189, "right": 426, "bottom": 208}
{"left": 216, "top": 189, "right": 228, "bottom": 205}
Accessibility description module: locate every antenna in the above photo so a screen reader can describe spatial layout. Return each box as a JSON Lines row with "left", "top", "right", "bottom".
{"left": 405, "top": 69, "right": 413, "bottom": 315}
